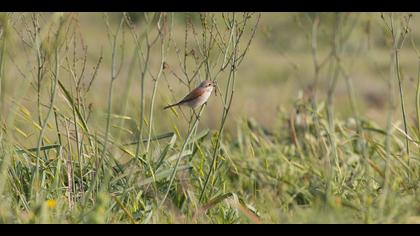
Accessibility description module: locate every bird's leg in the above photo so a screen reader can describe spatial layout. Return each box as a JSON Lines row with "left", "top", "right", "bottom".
{"left": 193, "top": 109, "right": 200, "bottom": 121}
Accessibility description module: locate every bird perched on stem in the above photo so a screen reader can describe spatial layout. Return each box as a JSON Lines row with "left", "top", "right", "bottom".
{"left": 164, "top": 80, "right": 215, "bottom": 110}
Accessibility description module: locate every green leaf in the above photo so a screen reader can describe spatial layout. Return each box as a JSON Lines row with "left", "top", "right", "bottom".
{"left": 16, "top": 144, "right": 61, "bottom": 154}
{"left": 123, "top": 132, "right": 175, "bottom": 146}
{"left": 137, "top": 164, "right": 192, "bottom": 186}
{"left": 155, "top": 133, "right": 177, "bottom": 171}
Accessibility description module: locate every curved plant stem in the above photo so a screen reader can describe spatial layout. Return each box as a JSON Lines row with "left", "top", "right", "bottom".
{"left": 159, "top": 105, "right": 205, "bottom": 208}
{"left": 199, "top": 14, "right": 238, "bottom": 203}
{"left": 32, "top": 47, "right": 60, "bottom": 200}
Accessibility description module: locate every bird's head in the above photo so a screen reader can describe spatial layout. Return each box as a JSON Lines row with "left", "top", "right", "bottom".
{"left": 199, "top": 80, "right": 215, "bottom": 89}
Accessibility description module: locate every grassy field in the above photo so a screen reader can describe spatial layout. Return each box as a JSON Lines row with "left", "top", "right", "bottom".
{"left": 0, "top": 12, "right": 420, "bottom": 223}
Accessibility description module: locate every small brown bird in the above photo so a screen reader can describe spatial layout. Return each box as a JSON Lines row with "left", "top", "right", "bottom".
{"left": 164, "top": 80, "right": 215, "bottom": 110}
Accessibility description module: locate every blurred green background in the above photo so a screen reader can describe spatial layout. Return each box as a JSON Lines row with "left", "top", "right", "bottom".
{"left": 3, "top": 12, "right": 420, "bottom": 140}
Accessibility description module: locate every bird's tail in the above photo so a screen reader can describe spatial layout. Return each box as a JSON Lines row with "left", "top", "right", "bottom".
{"left": 163, "top": 102, "right": 180, "bottom": 110}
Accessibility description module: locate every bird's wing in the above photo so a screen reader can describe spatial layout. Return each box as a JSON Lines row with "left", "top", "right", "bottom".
{"left": 179, "top": 88, "right": 203, "bottom": 103}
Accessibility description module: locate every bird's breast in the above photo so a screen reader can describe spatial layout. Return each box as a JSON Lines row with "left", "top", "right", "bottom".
{"left": 187, "top": 89, "right": 213, "bottom": 108}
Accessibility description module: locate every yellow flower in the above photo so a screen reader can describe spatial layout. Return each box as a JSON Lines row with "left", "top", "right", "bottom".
{"left": 46, "top": 199, "right": 57, "bottom": 209}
